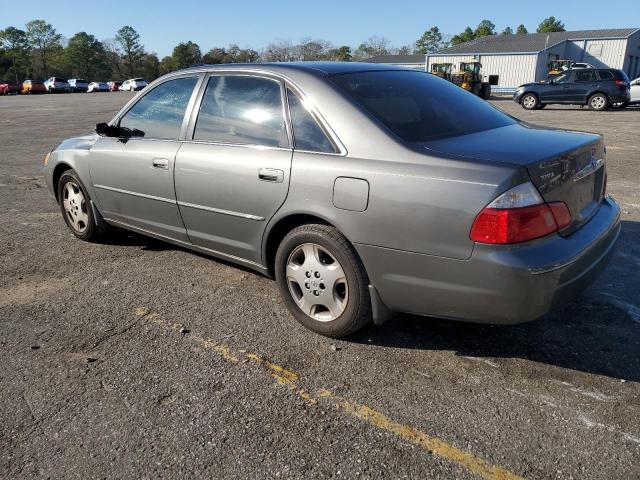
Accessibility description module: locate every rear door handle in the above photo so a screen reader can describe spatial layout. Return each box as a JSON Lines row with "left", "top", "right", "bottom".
{"left": 152, "top": 158, "right": 169, "bottom": 169}
{"left": 258, "top": 168, "right": 284, "bottom": 183}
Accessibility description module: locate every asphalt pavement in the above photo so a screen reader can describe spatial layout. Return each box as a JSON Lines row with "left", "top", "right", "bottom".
{"left": 1, "top": 92, "right": 639, "bottom": 479}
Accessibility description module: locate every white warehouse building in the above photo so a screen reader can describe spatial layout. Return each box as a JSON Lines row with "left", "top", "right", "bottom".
{"left": 370, "top": 28, "right": 640, "bottom": 93}
{"left": 428, "top": 28, "right": 640, "bottom": 93}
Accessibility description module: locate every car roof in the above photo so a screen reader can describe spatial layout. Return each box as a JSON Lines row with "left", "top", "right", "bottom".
{"left": 178, "top": 61, "right": 409, "bottom": 77}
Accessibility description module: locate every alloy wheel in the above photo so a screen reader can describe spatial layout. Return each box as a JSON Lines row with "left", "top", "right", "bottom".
{"left": 591, "top": 96, "right": 606, "bottom": 110}
{"left": 62, "top": 181, "right": 89, "bottom": 233}
{"left": 286, "top": 243, "right": 349, "bottom": 322}
{"left": 522, "top": 95, "right": 536, "bottom": 109}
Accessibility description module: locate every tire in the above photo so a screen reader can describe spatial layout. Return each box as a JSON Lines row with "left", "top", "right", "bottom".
{"left": 588, "top": 93, "right": 609, "bottom": 111}
{"left": 275, "top": 224, "right": 372, "bottom": 338}
{"left": 480, "top": 83, "right": 491, "bottom": 100}
{"left": 521, "top": 93, "right": 539, "bottom": 110}
{"left": 57, "top": 170, "right": 109, "bottom": 242}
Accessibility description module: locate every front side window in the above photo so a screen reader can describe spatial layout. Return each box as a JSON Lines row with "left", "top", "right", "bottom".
{"left": 119, "top": 76, "right": 198, "bottom": 140}
{"left": 287, "top": 88, "right": 336, "bottom": 153}
{"left": 331, "top": 70, "right": 514, "bottom": 143}
{"left": 193, "top": 75, "right": 287, "bottom": 147}
{"left": 553, "top": 72, "right": 572, "bottom": 84}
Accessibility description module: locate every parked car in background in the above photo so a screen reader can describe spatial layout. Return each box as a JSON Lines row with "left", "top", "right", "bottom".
{"left": 119, "top": 78, "right": 147, "bottom": 91}
{"left": 44, "top": 77, "right": 71, "bottom": 93}
{"left": 87, "top": 82, "right": 109, "bottom": 93}
{"left": 21, "top": 80, "right": 46, "bottom": 94}
{"left": 68, "top": 79, "right": 89, "bottom": 92}
{"left": 107, "top": 81, "right": 122, "bottom": 92}
{"left": 515, "top": 68, "right": 631, "bottom": 111}
{"left": 43, "top": 63, "right": 620, "bottom": 338}
{"left": 630, "top": 77, "right": 640, "bottom": 104}
{"left": 0, "top": 80, "right": 21, "bottom": 95}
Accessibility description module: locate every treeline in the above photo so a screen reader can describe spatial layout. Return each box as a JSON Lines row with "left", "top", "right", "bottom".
{"left": 0, "top": 17, "right": 566, "bottom": 83}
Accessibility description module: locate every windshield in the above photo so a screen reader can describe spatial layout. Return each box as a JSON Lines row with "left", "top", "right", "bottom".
{"left": 330, "top": 70, "right": 514, "bottom": 143}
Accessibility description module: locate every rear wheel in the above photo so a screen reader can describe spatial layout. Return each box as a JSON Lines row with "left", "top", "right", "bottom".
{"left": 57, "top": 170, "right": 109, "bottom": 242}
{"left": 588, "top": 93, "right": 609, "bottom": 111}
{"left": 521, "top": 93, "right": 539, "bottom": 110}
{"left": 275, "top": 224, "right": 371, "bottom": 338}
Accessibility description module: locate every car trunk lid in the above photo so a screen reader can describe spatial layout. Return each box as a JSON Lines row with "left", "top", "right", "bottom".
{"left": 420, "top": 123, "right": 607, "bottom": 235}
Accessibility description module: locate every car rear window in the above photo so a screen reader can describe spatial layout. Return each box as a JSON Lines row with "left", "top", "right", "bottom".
{"left": 330, "top": 70, "right": 514, "bottom": 143}
{"left": 597, "top": 70, "right": 615, "bottom": 81}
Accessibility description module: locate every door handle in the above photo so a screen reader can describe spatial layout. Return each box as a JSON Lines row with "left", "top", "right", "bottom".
{"left": 258, "top": 168, "right": 284, "bottom": 183}
{"left": 152, "top": 158, "right": 169, "bottom": 169}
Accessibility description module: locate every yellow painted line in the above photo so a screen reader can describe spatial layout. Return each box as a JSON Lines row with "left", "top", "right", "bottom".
{"left": 134, "top": 308, "right": 524, "bottom": 480}
{"left": 338, "top": 400, "right": 522, "bottom": 480}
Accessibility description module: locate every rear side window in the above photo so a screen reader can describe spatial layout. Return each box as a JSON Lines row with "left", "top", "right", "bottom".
{"left": 575, "top": 71, "right": 595, "bottom": 82}
{"left": 119, "top": 76, "right": 198, "bottom": 140}
{"left": 331, "top": 70, "right": 514, "bottom": 143}
{"left": 597, "top": 70, "right": 614, "bottom": 81}
{"left": 194, "top": 75, "right": 287, "bottom": 147}
{"left": 287, "top": 89, "right": 337, "bottom": 153}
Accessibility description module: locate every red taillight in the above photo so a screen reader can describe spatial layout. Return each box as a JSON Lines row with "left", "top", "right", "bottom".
{"left": 614, "top": 80, "right": 627, "bottom": 87}
{"left": 470, "top": 202, "right": 571, "bottom": 244}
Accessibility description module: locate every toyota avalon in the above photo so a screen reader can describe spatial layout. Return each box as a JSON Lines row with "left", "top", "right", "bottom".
{"left": 42, "top": 63, "right": 620, "bottom": 337}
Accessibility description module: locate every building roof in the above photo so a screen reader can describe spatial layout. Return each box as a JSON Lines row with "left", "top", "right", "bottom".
{"left": 433, "top": 28, "right": 640, "bottom": 55}
{"left": 366, "top": 54, "right": 426, "bottom": 64}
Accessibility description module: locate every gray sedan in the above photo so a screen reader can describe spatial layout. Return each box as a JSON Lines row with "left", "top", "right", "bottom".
{"left": 42, "top": 63, "right": 620, "bottom": 338}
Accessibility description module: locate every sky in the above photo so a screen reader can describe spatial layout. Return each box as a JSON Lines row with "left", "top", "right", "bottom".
{"left": 1, "top": 0, "right": 639, "bottom": 57}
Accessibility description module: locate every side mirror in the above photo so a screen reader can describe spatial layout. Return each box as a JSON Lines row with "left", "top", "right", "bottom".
{"left": 96, "top": 122, "right": 120, "bottom": 137}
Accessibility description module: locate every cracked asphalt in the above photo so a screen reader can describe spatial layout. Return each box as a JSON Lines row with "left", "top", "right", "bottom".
{"left": 1, "top": 92, "right": 639, "bottom": 479}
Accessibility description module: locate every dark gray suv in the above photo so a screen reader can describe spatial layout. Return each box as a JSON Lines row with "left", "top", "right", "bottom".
{"left": 514, "top": 68, "right": 631, "bottom": 110}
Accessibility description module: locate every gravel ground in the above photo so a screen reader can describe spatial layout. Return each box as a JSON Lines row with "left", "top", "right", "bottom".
{"left": 1, "top": 92, "right": 639, "bottom": 479}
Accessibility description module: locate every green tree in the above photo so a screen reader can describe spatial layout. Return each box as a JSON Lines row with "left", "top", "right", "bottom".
{"left": 172, "top": 41, "right": 201, "bottom": 69}
{"left": 141, "top": 53, "right": 160, "bottom": 80}
{"left": 415, "top": 26, "right": 444, "bottom": 54}
{"left": 502, "top": 26, "right": 513, "bottom": 35}
{"left": 65, "top": 32, "right": 109, "bottom": 79}
{"left": 115, "top": 26, "right": 144, "bottom": 77}
{"left": 475, "top": 20, "right": 496, "bottom": 37}
{"left": 327, "top": 45, "right": 352, "bottom": 61}
{"left": 159, "top": 55, "right": 175, "bottom": 75}
{"left": 516, "top": 24, "right": 528, "bottom": 34}
{"left": 202, "top": 47, "right": 228, "bottom": 64}
{"left": 225, "top": 45, "right": 259, "bottom": 63}
{"left": 537, "top": 17, "right": 565, "bottom": 33}
{"left": 25, "top": 20, "right": 62, "bottom": 78}
{"left": 0, "top": 27, "right": 30, "bottom": 82}
{"left": 451, "top": 27, "right": 475, "bottom": 45}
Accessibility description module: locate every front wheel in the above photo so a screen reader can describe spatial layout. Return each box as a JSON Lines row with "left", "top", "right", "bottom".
{"left": 588, "top": 93, "right": 609, "bottom": 111}
{"left": 521, "top": 93, "right": 539, "bottom": 110}
{"left": 275, "top": 224, "right": 372, "bottom": 338}
{"left": 57, "top": 170, "right": 109, "bottom": 242}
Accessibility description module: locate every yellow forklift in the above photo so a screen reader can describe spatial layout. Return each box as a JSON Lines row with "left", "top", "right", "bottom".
{"left": 450, "top": 62, "right": 491, "bottom": 99}
{"left": 430, "top": 63, "right": 453, "bottom": 81}
{"left": 547, "top": 59, "right": 574, "bottom": 77}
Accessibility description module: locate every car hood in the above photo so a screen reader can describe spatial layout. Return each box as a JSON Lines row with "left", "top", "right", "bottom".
{"left": 420, "top": 123, "right": 599, "bottom": 167}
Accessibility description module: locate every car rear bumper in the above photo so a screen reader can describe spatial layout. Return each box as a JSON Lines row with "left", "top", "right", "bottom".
{"left": 356, "top": 196, "right": 621, "bottom": 324}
